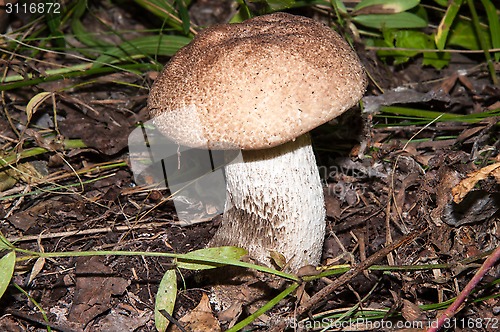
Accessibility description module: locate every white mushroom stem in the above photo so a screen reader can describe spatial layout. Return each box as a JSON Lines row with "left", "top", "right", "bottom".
{"left": 209, "top": 134, "right": 326, "bottom": 272}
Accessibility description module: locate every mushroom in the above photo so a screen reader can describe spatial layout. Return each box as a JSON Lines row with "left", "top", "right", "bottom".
{"left": 148, "top": 13, "right": 367, "bottom": 272}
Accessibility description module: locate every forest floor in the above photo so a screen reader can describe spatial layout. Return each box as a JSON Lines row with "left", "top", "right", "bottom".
{"left": 0, "top": 1, "right": 499, "bottom": 331}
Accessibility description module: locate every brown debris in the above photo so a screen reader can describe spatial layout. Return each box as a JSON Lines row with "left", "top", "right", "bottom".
{"left": 172, "top": 293, "right": 221, "bottom": 332}
{"left": 68, "top": 256, "right": 130, "bottom": 325}
{"left": 0, "top": 2, "right": 499, "bottom": 332}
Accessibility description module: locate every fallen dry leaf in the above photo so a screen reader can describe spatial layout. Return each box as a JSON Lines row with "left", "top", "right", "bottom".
{"left": 430, "top": 167, "right": 461, "bottom": 226}
{"left": 0, "top": 316, "right": 24, "bottom": 332}
{"left": 217, "top": 300, "right": 242, "bottom": 328}
{"left": 91, "top": 307, "right": 151, "bottom": 332}
{"left": 452, "top": 162, "right": 500, "bottom": 204}
{"left": 171, "top": 293, "right": 221, "bottom": 332}
{"left": 69, "top": 256, "right": 130, "bottom": 325}
{"left": 401, "top": 299, "right": 423, "bottom": 322}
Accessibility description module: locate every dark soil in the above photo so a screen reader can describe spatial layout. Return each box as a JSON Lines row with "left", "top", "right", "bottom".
{"left": 1, "top": 1, "right": 499, "bottom": 332}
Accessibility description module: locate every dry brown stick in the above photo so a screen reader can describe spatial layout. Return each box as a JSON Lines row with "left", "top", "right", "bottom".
{"left": 269, "top": 227, "right": 426, "bottom": 332}
{"left": 6, "top": 221, "right": 166, "bottom": 243}
{"left": 6, "top": 310, "right": 82, "bottom": 332}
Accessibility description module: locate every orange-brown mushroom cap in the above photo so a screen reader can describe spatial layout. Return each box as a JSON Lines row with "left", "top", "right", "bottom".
{"left": 148, "top": 12, "right": 367, "bottom": 150}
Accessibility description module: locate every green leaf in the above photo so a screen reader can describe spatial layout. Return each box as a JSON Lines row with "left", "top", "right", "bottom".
{"left": 382, "top": 30, "right": 420, "bottom": 65}
{"left": 93, "top": 35, "right": 192, "bottom": 68}
{"left": 352, "top": 12, "right": 427, "bottom": 29}
{"left": 177, "top": 246, "right": 247, "bottom": 270}
{"left": 447, "top": 19, "right": 490, "bottom": 50}
{"left": 155, "top": 269, "right": 177, "bottom": 332}
{"left": 377, "top": 30, "right": 450, "bottom": 69}
{"left": 435, "top": 0, "right": 463, "bottom": 50}
{"left": 394, "top": 30, "right": 427, "bottom": 49}
{"left": 354, "top": 0, "right": 420, "bottom": 14}
{"left": 423, "top": 48, "right": 451, "bottom": 69}
{"left": 73, "top": 0, "right": 87, "bottom": 18}
{"left": 480, "top": 0, "right": 500, "bottom": 61}
{"left": 394, "top": 31, "right": 449, "bottom": 69}
{"left": 134, "top": 0, "right": 193, "bottom": 33}
{"left": 0, "top": 252, "right": 15, "bottom": 300}
{"left": 175, "top": 0, "right": 191, "bottom": 35}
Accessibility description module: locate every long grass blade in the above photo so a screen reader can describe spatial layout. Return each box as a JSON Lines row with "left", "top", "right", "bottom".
{"left": 435, "top": 0, "right": 463, "bottom": 50}
{"left": 480, "top": 0, "right": 500, "bottom": 62}
{"left": 466, "top": 0, "right": 498, "bottom": 84}
{"left": 92, "top": 35, "right": 191, "bottom": 68}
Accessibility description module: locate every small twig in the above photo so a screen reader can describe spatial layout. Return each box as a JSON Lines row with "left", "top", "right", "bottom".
{"left": 6, "top": 311, "right": 80, "bottom": 332}
{"left": 4, "top": 185, "right": 30, "bottom": 219}
{"left": 388, "top": 114, "right": 444, "bottom": 236}
{"left": 385, "top": 185, "right": 395, "bottom": 265}
{"left": 331, "top": 208, "right": 383, "bottom": 233}
{"left": 269, "top": 228, "right": 426, "bottom": 331}
{"left": 426, "top": 245, "right": 500, "bottom": 332}
{"left": 6, "top": 221, "right": 171, "bottom": 243}
{"left": 159, "top": 309, "right": 187, "bottom": 332}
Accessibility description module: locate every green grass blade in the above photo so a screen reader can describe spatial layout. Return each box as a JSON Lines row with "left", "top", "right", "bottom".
{"left": 134, "top": 0, "right": 176, "bottom": 21}
{"left": 0, "top": 173, "right": 120, "bottom": 201}
{"left": 174, "top": 0, "right": 191, "bottom": 35}
{"left": 466, "top": 0, "right": 498, "bottom": 84}
{"left": 331, "top": 0, "right": 348, "bottom": 15}
{"left": 45, "top": 12, "right": 66, "bottom": 49}
{"left": 480, "top": 0, "right": 500, "bottom": 62}
{"left": 0, "top": 63, "right": 161, "bottom": 91}
{"left": 70, "top": 0, "right": 103, "bottom": 47}
{"left": 378, "top": 106, "right": 500, "bottom": 125}
{"left": 134, "top": 0, "right": 192, "bottom": 34}
{"left": 13, "top": 246, "right": 300, "bottom": 282}
{"left": 71, "top": 18, "right": 112, "bottom": 49}
{"left": 226, "top": 282, "right": 299, "bottom": 332}
{"left": 0, "top": 139, "right": 87, "bottom": 169}
{"left": 92, "top": 35, "right": 191, "bottom": 68}
{"left": 435, "top": 0, "right": 463, "bottom": 50}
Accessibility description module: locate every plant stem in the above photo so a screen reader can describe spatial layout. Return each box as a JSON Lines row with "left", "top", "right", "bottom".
{"left": 466, "top": 0, "right": 498, "bottom": 85}
{"left": 13, "top": 247, "right": 300, "bottom": 282}
{"left": 227, "top": 282, "right": 300, "bottom": 332}
{"left": 0, "top": 63, "right": 161, "bottom": 91}
{"left": 0, "top": 139, "right": 86, "bottom": 168}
